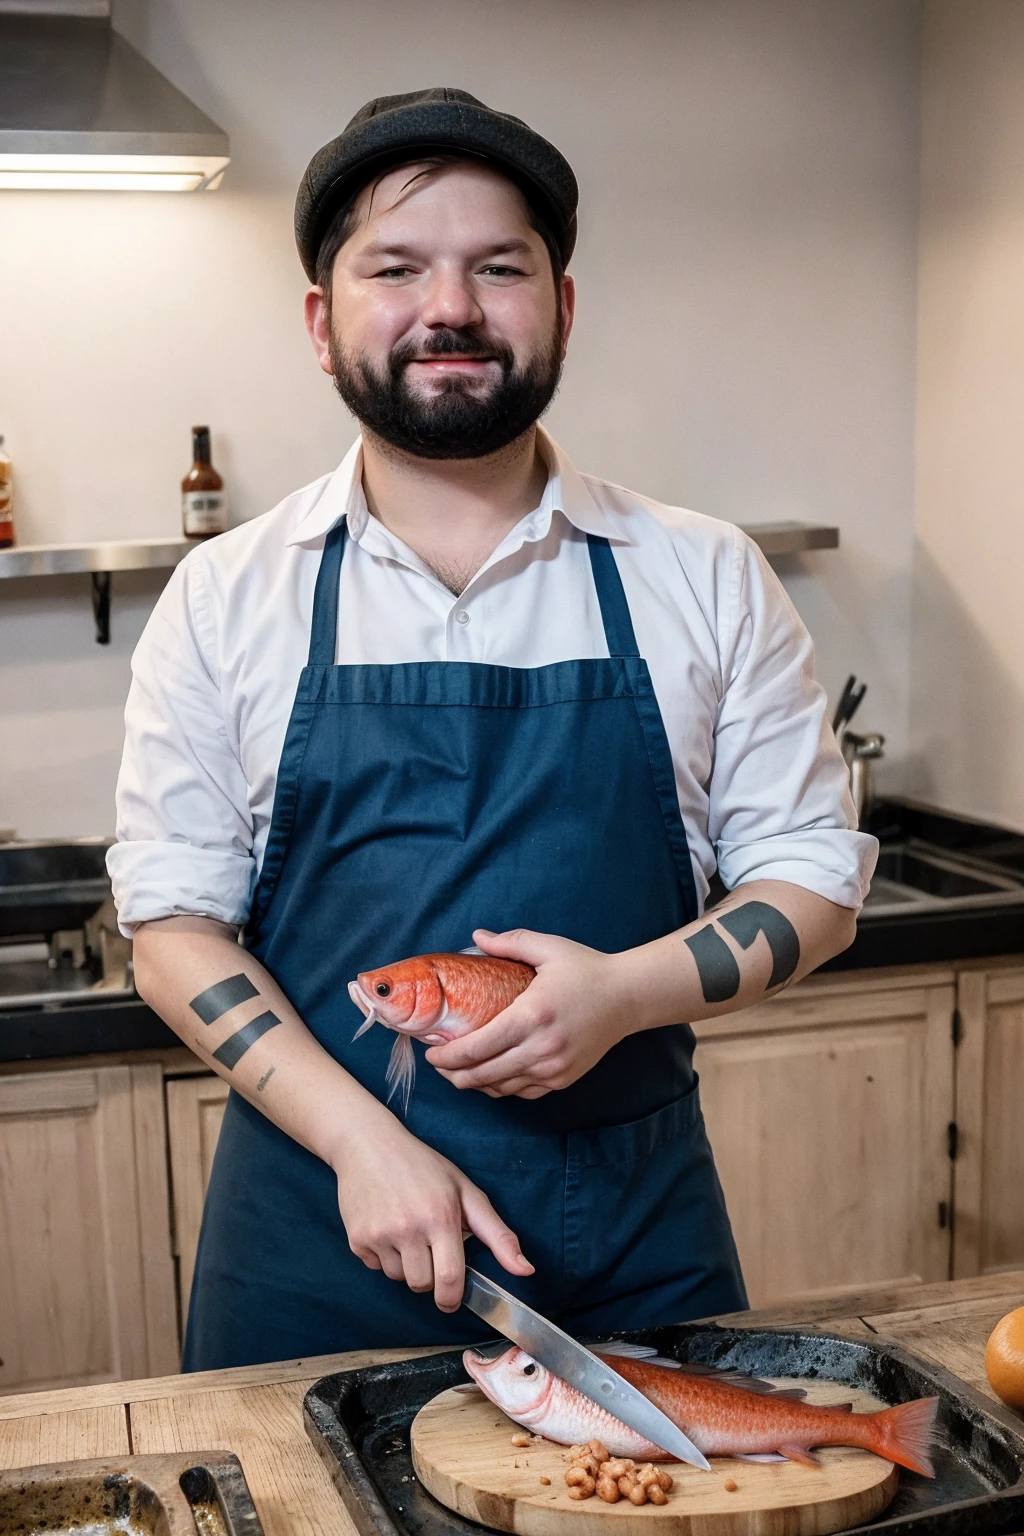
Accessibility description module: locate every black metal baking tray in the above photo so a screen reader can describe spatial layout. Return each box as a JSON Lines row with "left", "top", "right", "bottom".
{"left": 0, "top": 1450, "right": 265, "bottom": 1536}
{"left": 303, "top": 1325, "right": 1024, "bottom": 1536}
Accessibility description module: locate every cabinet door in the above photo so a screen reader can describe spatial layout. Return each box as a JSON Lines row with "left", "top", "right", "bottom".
{"left": 0, "top": 1063, "right": 178, "bottom": 1392}
{"left": 694, "top": 974, "right": 956, "bottom": 1308}
{"left": 953, "top": 966, "right": 1024, "bottom": 1277}
{"left": 166, "top": 1074, "right": 229, "bottom": 1336}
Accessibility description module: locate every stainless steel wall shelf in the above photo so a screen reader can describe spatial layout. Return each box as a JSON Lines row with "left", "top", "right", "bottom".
{"left": 0, "top": 537, "right": 192, "bottom": 643}
{"left": 739, "top": 521, "right": 840, "bottom": 556}
{"left": 0, "top": 522, "right": 838, "bottom": 646}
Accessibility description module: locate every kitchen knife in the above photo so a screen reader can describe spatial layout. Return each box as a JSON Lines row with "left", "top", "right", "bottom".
{"left": 462, "top": 1267, "right": 711, "bottom": 1470}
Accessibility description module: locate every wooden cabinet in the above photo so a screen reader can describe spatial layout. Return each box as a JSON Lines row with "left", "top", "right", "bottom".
{"left": 1, "top": 954, "right": 1018, "bottom": 1392}
{"left": 695, "top": 968, "right": 957, "bottom": 1308}
{"left": 165, "top": 1074, "right": 230, "bottom": 1337}
{"left": 0, "top": 1063, "right": 178, "bottom": 1393}
{"left": 952, "top": 963, "right": 1024, "bottom": 1279}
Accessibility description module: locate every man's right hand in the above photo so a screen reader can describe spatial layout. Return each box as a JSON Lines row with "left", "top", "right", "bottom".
{"left": 331, "top": 1107, "right": 534, "bottom": 1312}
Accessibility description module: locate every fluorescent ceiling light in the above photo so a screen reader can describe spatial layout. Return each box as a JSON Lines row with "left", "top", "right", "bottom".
{"left": 0, "top": 153, "right": 229, "bottom": 191}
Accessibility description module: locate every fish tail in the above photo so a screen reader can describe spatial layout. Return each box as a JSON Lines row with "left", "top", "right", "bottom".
{"left": 385, "top": 1033, "right": 416, "bottom": 1113}
{"left": 863, "top": 1396, "right": 939, "bottom": 1477}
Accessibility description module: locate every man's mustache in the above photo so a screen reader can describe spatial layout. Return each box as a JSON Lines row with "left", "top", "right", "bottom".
{"left": 391, "top": 329, "right": 512, "bottom": 369}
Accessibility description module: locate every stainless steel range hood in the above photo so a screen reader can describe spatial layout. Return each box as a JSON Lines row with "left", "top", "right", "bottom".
{"left": 0, "top": 1, "right": 230, "bottom": 190}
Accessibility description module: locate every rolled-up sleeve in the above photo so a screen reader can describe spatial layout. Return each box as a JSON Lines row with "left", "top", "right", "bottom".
{"left": 710, "top": 533, "right": 877, "bottom": 909}
{"left": 107, "top": 554, "right": 255, "bottom": 935}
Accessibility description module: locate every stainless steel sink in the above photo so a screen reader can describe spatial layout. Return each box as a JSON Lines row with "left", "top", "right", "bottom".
{"left": 862, "top": 841, "right": 1024, "bottom": 918}
{"left": 0, "top": 839, "right": 112, "bottom": 939}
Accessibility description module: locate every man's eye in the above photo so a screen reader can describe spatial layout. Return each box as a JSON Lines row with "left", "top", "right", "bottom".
{"left": 375, "top": 266, "right": 414, "bottom": 279}
{"left": 480, "top": 265, "right": 524, "bottom": 277}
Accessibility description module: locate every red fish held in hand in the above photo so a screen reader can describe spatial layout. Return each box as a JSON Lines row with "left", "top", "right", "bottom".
{"left": 463, "top": 1345, "right": 938, "bottom": 1476}
{"left": 348, "top": 948, "right": 534, "bottom": 1110}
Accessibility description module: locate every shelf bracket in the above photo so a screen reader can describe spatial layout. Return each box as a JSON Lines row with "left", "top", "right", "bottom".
{"left": 91, "top": 570, "right": 111, "bottom": 645}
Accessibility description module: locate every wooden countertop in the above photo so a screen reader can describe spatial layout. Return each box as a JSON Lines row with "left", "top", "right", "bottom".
{"left": 1, "top": 1271, "right": 1022, "bottom": 1536}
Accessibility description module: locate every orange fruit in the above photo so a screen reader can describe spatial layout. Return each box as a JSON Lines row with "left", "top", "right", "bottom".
{"left": 985, "top": 1307, "right": 1024, "bottom": 1410}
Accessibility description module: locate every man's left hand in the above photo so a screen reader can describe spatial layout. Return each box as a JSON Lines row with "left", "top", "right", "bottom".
{"left": 423, "top": 928, "right": 632, "bottom": 1099}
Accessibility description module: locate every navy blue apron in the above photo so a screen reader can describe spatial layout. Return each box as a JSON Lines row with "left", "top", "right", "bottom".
{"left": 183, "top": 519, "right": 746, "bottom": 1369}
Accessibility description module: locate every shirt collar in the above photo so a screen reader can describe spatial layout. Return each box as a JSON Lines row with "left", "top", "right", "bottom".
{"left": 285, "top": 427, "right": 630, "bottom": 548}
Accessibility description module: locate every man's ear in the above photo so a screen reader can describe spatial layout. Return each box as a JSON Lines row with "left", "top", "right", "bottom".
{"left": 559, "top": 274, "right": 576, "bottom": 360}
{"left": 304, "top": 286, "right": 334, "bottom": 376}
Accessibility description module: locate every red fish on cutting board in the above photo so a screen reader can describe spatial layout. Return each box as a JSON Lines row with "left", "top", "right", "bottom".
{"left": 463, "top": 1344, "right": 938, "bottom": 1475}
{"left": 348, "top": 948, "right": 534, "bottom": 1110}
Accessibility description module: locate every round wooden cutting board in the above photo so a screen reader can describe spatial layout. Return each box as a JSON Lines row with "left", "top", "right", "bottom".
{"left": 410, "top": 1378, "right": 900, "bottom": 1536}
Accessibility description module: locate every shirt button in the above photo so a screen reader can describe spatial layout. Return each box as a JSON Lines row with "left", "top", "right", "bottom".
{"left": 455, "top": 609, "right": 470, "bottom": 626}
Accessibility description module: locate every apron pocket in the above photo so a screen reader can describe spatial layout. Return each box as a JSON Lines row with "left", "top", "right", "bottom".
{"left": 561, "top": 1080, "right": 747, "bottom": 1325}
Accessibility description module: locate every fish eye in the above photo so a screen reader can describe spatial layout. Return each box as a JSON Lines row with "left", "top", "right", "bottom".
{"left": 375, "top": 982, "right": 391, "bottom": 997}
{"left": 523, "top": 1363, "right": 536, "bottom": 1376}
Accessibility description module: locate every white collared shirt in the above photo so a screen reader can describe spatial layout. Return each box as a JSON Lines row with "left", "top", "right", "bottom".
{"left": 108, "top": 430, "right": 876, "bottom": 934}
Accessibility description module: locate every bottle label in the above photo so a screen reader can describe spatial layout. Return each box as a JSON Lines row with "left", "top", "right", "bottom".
{"left": 182, "top": 491, "right": 226, "bottom": 536}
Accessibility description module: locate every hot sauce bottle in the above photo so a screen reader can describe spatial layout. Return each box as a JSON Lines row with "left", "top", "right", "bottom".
{"left": 181, "top": 426, "right": 227, "bottom": 539}
{"left": 0, "top": 436, "right": 13, "bottom": 549}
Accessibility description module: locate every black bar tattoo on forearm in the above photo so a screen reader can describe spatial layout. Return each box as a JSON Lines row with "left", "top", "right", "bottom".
{"left": 190, "top": 973, "right": 259, "bottom": 1025}
{"left": 684, "top": 926, "right": 741, "bottom": 1003}
{"left": 686, "top": 901, "right": 802, "bottom": 1004}
{"left": 718, "top": 902, "right": 800, "bottom": 990}
{"left": 213, "top": 1010, "right": 281, "bottom": 1069}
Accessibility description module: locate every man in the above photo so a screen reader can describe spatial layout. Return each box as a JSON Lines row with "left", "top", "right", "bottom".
{"left": 109, "top": 88, "right": 876, "bottom": 1371}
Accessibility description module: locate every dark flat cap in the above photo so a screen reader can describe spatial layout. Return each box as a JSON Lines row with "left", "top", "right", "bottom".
{"left": 295, "top": 87, "right": 578, "bottom": 281}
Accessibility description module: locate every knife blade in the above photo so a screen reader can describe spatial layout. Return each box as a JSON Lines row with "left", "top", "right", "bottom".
{"left": 462, "top": 1267, "right": 710, "bottom": 1470}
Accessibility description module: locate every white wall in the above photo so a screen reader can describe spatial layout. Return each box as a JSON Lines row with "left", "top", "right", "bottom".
{"left": 0, "top": 0, "right": 922, "bottom": 839}
{"left": 910, "top": 1, "right": 1024, "bottom": 832}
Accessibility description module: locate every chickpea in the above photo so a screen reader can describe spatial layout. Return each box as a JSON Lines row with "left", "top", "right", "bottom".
{"left": 637, "top": 1465, "right": 659, "bottom": 1487}
{"left": 656, "top": 1470, "right": 674, "bottom": 1492}
{"left": 626, "top": 1482, "right": 649, "bottom": 1506}
{"left": 603, "top": 1459, "right": 633, "bottom": 1479}
{"left": 587, "top": 1439, "right": 610, "bottom": 1463}
{"left": 565, "top": 1466, "right": 592, "bottom": 1488}
{"left": 647, "top": 1484, "right": 668, "bottom": 1505}
{"left": 510, "top": 1433, "right": 531, "bottom": 1448}
{"left": 567, "top": 1474, "right": 596, "bottom": 1500}
{"left": 596, "top": 1475, "right": 621, "bottom": 1503}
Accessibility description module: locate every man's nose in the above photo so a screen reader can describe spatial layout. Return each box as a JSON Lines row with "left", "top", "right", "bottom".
{"left": 420, "top": 268, "right": 484, "bottom": 331}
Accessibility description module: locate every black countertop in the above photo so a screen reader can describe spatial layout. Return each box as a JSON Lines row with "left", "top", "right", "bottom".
{"left": 820, "top": 797, "right": 1024, "bottom": 971}
{"left": 2, "top": 798, "right": 1023, "bottom": 1065}
{"left": 0, "top": 996, "right": 176, "bottom": 1065}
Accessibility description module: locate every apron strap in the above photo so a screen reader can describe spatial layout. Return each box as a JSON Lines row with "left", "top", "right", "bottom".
{"left": 587, "top": 535, "right": 640, "bottom": 658}
{"left": 307, "top": 521, "right": 348, "bottom": 667}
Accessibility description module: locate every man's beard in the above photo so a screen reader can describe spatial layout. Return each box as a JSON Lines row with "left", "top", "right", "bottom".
{"left": 328, "top": 321, "right": 563, "bottom": 460}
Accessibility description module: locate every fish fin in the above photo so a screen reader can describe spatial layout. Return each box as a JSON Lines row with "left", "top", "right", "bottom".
{"left": 734, "top": 1453, "right": 788, "bottom": 1464}
{"left": 352, "top": 1008, "right": 377, "bottom": 1041}
{"left": 599, "top": 1342, "right": 681, "bottom": 1368}
{"left": 385, "top": 1034, "right": 416, "bottom": 1113}
{"left": 597, "top": 1346, "right": 807, "bottom": 1396}
{"left": 673, "top": 1362, "right": 802, "bottom": 1396}
{"left": 778, "top": 1445, "right": 821, "bottom": 1469}
{"left": 870, "top": 1396, "right": 939, "bottom": 1478}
